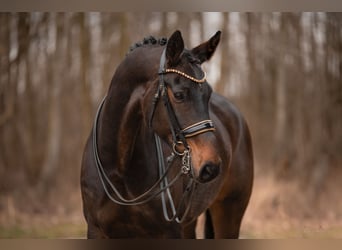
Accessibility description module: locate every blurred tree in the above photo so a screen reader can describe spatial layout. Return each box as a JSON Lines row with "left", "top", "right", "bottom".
{"left": 0, "top": 12, "right": 341, "bottom": 209}
{"left": 78, "top": 13, "right": 93, "bottom": 141}
{"left": 0, "top": 13, "right": 11, "bottom": 186}
{"left": 40, "top": 13, "right": 63, "bottom": 187}
{"left": 216, "top": 12, "right": 229, "bottom": 95}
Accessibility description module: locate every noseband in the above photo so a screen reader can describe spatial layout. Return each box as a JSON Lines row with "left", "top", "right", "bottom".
{"left": 92, "top": 47, "right": 215, "bottom": 223}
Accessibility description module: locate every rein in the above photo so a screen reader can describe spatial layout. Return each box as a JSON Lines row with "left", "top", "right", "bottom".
{"left": 92, "top": 47, "right": 215, "bottom": 223}
{"left": 93, "top": 97, "right": 182, "bottom": 206}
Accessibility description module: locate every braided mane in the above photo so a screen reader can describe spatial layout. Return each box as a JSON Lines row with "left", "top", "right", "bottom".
{"left": 128, "top": 36, "right": 168, "bottom": 54}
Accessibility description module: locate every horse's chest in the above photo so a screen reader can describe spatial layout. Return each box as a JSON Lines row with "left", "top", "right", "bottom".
{"left": 97, "top": 202, "right": 181, "bottom": 238}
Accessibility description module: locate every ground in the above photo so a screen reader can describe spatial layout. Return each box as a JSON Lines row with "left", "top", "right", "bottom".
{"left": 0, "top": 166, "right": 341, "bottom": 238}
{"left": 240, "top": 169, "right": 342, "bottom": 238}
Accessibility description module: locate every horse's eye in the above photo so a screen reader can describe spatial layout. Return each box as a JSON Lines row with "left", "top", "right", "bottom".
{"left": 173, "top": 92, "right": 186, "bottom": 102}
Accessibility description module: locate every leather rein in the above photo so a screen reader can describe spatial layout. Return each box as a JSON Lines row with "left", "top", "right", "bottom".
{"left": 92, "top": 48, "right": 215, "bottom": 223}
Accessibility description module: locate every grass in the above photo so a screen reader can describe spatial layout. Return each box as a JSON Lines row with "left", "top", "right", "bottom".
{"left": 1, "top": 222, "right": 341, "bottom": 238}
{"left": 0, "top": 223, "right": 86, "bottom": 239}
{"left": 240, "top": 226, "right": 342, "bottom": 239}
{"left": 1, "top": 171, "right": 341, "bottom": 239}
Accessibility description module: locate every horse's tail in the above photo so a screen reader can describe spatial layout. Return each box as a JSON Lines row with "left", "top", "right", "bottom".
{"left": 204, "top": 209, "right": 214, "bottom": 238}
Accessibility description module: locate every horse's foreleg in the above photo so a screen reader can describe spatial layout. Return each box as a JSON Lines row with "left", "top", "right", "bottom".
{"left": 87, "top": 223, "right": 108, "bottom": 239}
{"left": 207, "top": 194, "right": 250, "bottom": 239}
{"left": 182, "top": 219, "right": 197, "bottom": 238}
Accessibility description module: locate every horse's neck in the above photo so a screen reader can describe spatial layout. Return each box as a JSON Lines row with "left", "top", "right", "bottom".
{"left": 97, "top": 46, "right": 161, "bottom": 176}
{"left": 98, "top": 84, "right": 150, "bottom": 176}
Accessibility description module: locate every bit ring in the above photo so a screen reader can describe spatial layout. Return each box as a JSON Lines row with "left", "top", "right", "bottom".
{"left": 172, "top": 141, "right": 186, "bottom": 156}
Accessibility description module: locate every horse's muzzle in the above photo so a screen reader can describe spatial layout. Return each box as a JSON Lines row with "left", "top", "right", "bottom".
{"left": 187, "top": 132, "right": 222, "bottom": 184}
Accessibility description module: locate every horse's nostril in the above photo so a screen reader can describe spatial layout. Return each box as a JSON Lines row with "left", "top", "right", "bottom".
{"left": 198, "top": 163, "right": 220, "bottom": 183}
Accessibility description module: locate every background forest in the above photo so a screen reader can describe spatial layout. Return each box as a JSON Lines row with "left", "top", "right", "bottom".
{"left": 0, "top": 12, "right": 341, "bottom": 238}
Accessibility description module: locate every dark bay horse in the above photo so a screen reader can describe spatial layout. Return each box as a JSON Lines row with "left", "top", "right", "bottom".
{"left": 80, "top": 30, "right": 253, "bottom": 238}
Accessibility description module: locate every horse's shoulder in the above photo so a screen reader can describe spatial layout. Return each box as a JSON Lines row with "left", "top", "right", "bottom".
{"left": 210, "top": 92, "right": 246, "bottom": 126}
{"left": 210, "top": 92, "right": 250, "bottom": 149}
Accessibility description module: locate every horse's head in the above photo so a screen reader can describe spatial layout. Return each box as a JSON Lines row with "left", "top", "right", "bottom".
{"left": 150, "top": 30, "right": 222, "bottom": 184}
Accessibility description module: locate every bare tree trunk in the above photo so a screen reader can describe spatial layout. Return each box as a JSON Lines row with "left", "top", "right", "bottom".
{"left": 177, "top": 13, "right": 191, "bottom": 45}
{"left": 14, "top": 13, "right": 42, "bottom": 185}
{"left": 196, "top": 12, "right": 205, "bottom": 42}
{"left": 40, "top": 13, "right": 63, "bottom": 187}
{"left": 160, "top": 12, "right": 169, "bottom": 37}
{"left": 273, "top": 13, "right": 300, "bottom": 177}
{"left": 4, "top": 14, "right": 22, "bottom": 182}
{"left": 119, "top": 13, "right": 129, "bottom": 59}
{"left": 78, "top": 13, "right": 93, "bottom": 141}
{"left": 216, "top": 12, "right": 229, "bottom": 95}
{"left": 101, "top": 14, "right": 115, "bottom": 94}
{"left": 0, "top": 14, "right": 12, "bottom": 127}
{"left": 0, "top": 13, "right": 11, "bottom": 182}
{"left": 23, "top": 32, "right": 41, "bottom": 185}
{"left": 244, "top": 13, "right": 271, "bottom": 162}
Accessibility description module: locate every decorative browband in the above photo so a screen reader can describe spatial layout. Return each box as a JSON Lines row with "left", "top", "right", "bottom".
{"left": 164, "top": 68, "right": 207, "bottom": 84}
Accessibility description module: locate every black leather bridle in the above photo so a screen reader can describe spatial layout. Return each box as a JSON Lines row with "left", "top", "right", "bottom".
{"left": 150, "top": 48, "right": 215, "bottom": 151}
{"left": 92, "top": 47, "right": 215, "bottom": 223}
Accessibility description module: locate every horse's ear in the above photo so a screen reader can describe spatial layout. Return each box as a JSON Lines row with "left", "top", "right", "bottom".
{"left": 192, "top": 31, "right": 221, "bottom": 63}
{"left": 166, "top": 30, "right": 184, "bottom": 67}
